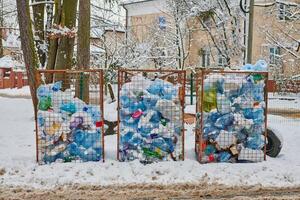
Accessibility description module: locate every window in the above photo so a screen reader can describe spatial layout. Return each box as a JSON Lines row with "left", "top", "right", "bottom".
{"left": 277, "top": 3, "right": 291, "bottom": 21}
{"left": 201, "top": 49, "right": 210, "bottom": 67}
{"left": 217, "top": 52, "right": 227, "bottom": 67}
{"left": 269, "top": 47, "right": 281, "bottom": 65}
{"left": 158, "top": 16, "right": 166, "bottom": 30}
{"left": 203, "top": 17, "right": 212, "bottom": 29}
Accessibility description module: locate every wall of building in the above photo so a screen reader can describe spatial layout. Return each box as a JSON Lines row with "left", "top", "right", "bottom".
{"left": 252, "top": 0, "right": 300, "bottom": 78}
{"left": 124, "top": 0, "right": 300, "bottom": 76}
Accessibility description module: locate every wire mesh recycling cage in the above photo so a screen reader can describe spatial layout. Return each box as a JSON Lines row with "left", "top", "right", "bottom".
{"left": 195, "top": 69, "right": 268, "bottom": 163}
{"left": 117, "top": 69, "right": 186, "bottom": 163}
{"left": 35, "top": 69, "right": 104, "bottom": 164}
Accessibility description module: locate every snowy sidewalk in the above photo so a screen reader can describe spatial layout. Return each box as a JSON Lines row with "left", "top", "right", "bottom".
{"left": 0, "top": 97, "right": 300, "bottom": 189}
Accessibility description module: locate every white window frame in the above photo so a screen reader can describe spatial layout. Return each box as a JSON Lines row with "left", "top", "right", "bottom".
{"left": 158, "top": 16, "right": 167, "bottom": 30}
{"left": 277, "top": 2, "right": 291, "bottom": 21}
{"left": 269, "top": 46, "right": 281, "bottom": 65}
{"left": 201, "top": 49, "right": 210, "bottom": 67}
{"left": 217, "top": 52, "right": 227, "bottom": 67}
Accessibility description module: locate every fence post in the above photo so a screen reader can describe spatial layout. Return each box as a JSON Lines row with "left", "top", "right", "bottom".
{"left": 190, "top": 73, "right": 193, "bottom": 105}
{"left": 0, "top": 69, "right": 4, "bottom": 89}
{"left": 16, "top": 72, "right": 23, "bottom": 88}
{"left": 9, "top": 70, "right": 15, "bottom": 88}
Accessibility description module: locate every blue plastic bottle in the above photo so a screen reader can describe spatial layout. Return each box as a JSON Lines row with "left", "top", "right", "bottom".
{"left": 214, "top": 113, "right": 234, "bottom": 129}
{"left": 218, "top": 151, "right": 231, "bottom": 162}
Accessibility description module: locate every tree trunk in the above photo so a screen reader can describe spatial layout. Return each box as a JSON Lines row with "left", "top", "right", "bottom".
{"left": 32, "top": 0, "right": 46, "bottom": 67}
{"left": 46, "top": 0, "right": 61, "bottom": 82}
{"left": 108, "top": 83, "right": 115, "bottom": 102}
{"left": 76, "top": 0, "right": 90, "bottom": 103}
{"left": 54, "top": 0, "right": 77, "bottom": 83}
{"left": 16, "top": 0, "right": 39, "bottom": 118}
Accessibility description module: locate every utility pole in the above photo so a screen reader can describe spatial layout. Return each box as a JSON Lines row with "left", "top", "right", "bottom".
{"left": 0, "top": 0, "right": 3, "bottom": 57}
{"left": 247, "top": 0, "right": 254, "bottom": 64}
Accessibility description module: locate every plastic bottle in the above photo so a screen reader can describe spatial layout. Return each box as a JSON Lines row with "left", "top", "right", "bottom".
{"left": 254, "top": 60, "right": 268, "bottom": 71}
{"left": 253, "top": 83, "right": 264, "bottom": 102}
{"left": 69, "top": 116, "right": 84, "bottom": 130}
{"left": 218, "top": 151, "right": 231, "bottom": 162}
{"left": 161, "top": 84, "right": 178, "bottom": 100}
{"left": 120, "top": 95, "right": 131, "bottom": 108}
{"left": 38, "top": 96, "right": 52, "bottom": 111}
{"left": 152, "top": 137, "right": 171, "bottom": 153}
{"left": 80, "top": 147, "right": 101, "bottom": 162}
{"left": 241, "top": 63, "right": 255, "bottom": 71}
{"left": 142, "top": 93, "right": 159, "bottom": 109}
{"left": 128, "top": 101, "right": 146, "bottom": 113}
{"left": 246, "top": 134, "right": 264, "bottom": 150}
{"left": 201, "top": 154, "right": 217, "bottom": 163}
{"left": 217, "top": 93, "right": 231, "bottom": 114}
{"left": 67, "top": 142, "right": 80, "bottom": 156}
{"left": 81, "top": 131, "right": 101, "bottom": 149}
{"left": 121, "top": 130, "right": 135, "bottom": 144}
{"left": 252, "top": 108, "right": 265, "bottom": 124}
{"left": 51, "top": 81, "right": 62, "bottom": 92}
{"left": 203, "top": 124, "right": 220, "bottom": 140}
{"left": 204, "top": 144, "right": 216, "bottom": 156}
{"left": 142, "top": 147, "right": 162, "bottom": 159}
{"left": 203, "top": 87, "right": 217, "bottom": 112}
{"left": 83, "top": 105, "right": 101, "bottom": 123}
{"left": 37, "top": 85, "right": 51, "bottom": 98}
{"left": 60, "top": 102, "right": 77, "bottom": 114}
{"left": 214, "top": 113, "right": 234, "bottom": 129}
{"left": 147, "top": 79, "right": 163, "bottom": 95}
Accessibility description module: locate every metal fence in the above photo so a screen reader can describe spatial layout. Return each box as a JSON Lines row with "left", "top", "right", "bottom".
{"left": 35, "top": 69, "right": 104, "bottom": 164}
{"left": 195, "top": 70, "right": 268, "bottom": 163}
{"left": 117, "top": 69, "right": 186, "bottom": 163}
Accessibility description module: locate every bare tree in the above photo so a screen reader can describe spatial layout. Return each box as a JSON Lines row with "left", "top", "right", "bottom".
{"left": 76, "top": 0, "right": 90, "bottom": 102}
{"left": 16, "top": 0, "right": 39, "bottom": 115}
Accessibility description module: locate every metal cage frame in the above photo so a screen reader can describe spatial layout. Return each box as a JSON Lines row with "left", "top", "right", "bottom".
{"left": 35, "top": 69, "right": 105, "bottom": 164}
{"left": 117, "top": 68, "right": 186, "bottom": 161}
{"left": 195, "top": 69, "right": 269, "bottom": 163}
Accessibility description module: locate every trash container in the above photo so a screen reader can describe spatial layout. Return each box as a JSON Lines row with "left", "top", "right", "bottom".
{"left": 195, "top": 69, "right": 268, "bottom": 163}
{"left": 117, "top": 69, "right": 186, "bottom": 163}
{"left": 35, "top": 69, "right": 104, "bottom": 164}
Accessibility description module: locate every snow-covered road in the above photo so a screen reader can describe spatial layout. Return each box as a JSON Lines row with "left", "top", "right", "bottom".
{"left": 0, "top": 97, "right": 300, "bottom": 189}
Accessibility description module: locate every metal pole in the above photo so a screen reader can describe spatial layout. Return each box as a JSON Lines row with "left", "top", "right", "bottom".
{"left": 190, "top": 73, "right": 193, "bottom": 105}
{"left": 247, "top": 0, "right": 254, "bottom": 64}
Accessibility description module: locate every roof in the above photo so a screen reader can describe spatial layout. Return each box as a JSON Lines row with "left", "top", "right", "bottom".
{"left": 0, "top": 56, "right": 23, "bottom": 69}
{"left": 121, "top": 0, "right": 154, "bottom": 6}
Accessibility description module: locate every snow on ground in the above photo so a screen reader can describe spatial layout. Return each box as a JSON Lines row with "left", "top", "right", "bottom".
{"left": 0, "top": 97, "right": 300, "bottom": 189}
{"left": 0, "top": 86, "right": 31, "bottom": 97}
{"left": 268, "top": 93, "right": 300, "bottom": 110}
{"left": 104, "top": 100, "right": 118, "bottom": 122}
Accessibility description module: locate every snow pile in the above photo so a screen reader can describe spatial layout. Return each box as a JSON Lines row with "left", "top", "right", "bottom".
{"left": 0, "top": 86, "right": 31, "bottom": 98}
{"left": 0, "top": 97, "right": 300, "bottom": 189}
{"left": 0, "top": 56, "right": 16, "bottom": 68}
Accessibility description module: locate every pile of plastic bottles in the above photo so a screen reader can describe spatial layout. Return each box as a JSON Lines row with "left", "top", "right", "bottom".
{"left": 119, "top": 75, "right": 183, "bottom": 163}
{"left": 37, "top": 82, "right": 103, "bottom": 164}
{"left": 200, "top": 63, "right": 267, "bottom": 163}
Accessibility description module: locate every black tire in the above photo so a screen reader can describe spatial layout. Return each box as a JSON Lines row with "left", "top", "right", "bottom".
{"left": 266, "top": 129, "right": 282, "bottom": 157}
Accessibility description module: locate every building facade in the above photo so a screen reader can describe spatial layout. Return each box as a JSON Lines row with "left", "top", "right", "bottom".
{"left": 122, "top": 0, "right": 300, "bottom": 78}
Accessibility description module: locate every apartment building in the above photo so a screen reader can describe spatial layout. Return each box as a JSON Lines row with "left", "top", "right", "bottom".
{"left": 122, "top": 0, "right": 300, "bottom": 78}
